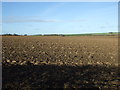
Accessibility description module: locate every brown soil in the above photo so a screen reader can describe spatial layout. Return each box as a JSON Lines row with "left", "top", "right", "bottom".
{"left": 2, "top": 36, "right": 119, "bottom": 89}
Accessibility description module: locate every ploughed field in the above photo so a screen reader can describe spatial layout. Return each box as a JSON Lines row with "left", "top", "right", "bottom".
{"left": 2, "top": 36, "right": 119, "bottom": 89}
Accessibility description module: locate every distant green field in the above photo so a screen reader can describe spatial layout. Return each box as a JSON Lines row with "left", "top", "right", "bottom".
{"left": 63, "top": 32, "right": 118, "bottom": 36}
{"left": 39, "top": 32, "right": 119, "bottom": 36}
{"left": 3, "top": 32, "right": 119, "bottom": 36}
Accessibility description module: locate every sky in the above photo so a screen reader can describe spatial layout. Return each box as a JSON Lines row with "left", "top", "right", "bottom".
{"left": 2, "top": 2, "right": 118, "bottom": 35}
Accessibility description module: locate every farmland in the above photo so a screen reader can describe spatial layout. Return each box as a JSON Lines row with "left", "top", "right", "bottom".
{"left": 2, "top": 36, "right": 119, "bottom": 89}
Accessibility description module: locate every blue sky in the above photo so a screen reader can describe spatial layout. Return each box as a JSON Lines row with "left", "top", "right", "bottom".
{"left": 2, "top": 2, "right": 118, "bottom": 35}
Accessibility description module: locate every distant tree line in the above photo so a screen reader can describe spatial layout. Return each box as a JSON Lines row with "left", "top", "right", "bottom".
{"left": 1, "top": 33, "right": 66, "bottom": 36}
{"left": 2, "top": 34, "right": 27, "bottom": 36}
{"left": 2, "top": 32, "right": 117, "bottom": 36}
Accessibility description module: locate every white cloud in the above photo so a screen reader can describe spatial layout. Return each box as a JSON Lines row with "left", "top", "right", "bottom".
{"left": 3, "top": 16, "right": 84, "bottom": 23}
{"left": 3, "top": 19, "right": 59, "bottom": 23}
{"left": 99, "top": 25, "right": 118, "bottom": 29}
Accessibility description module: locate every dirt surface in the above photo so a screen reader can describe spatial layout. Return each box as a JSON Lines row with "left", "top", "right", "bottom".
{"left": 2, "top": 36, "right": 119, "bottom": 89}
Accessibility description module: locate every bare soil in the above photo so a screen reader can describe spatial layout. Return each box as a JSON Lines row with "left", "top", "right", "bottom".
{"left": 2, "top": 36, "right": 119, "bottom": 89}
